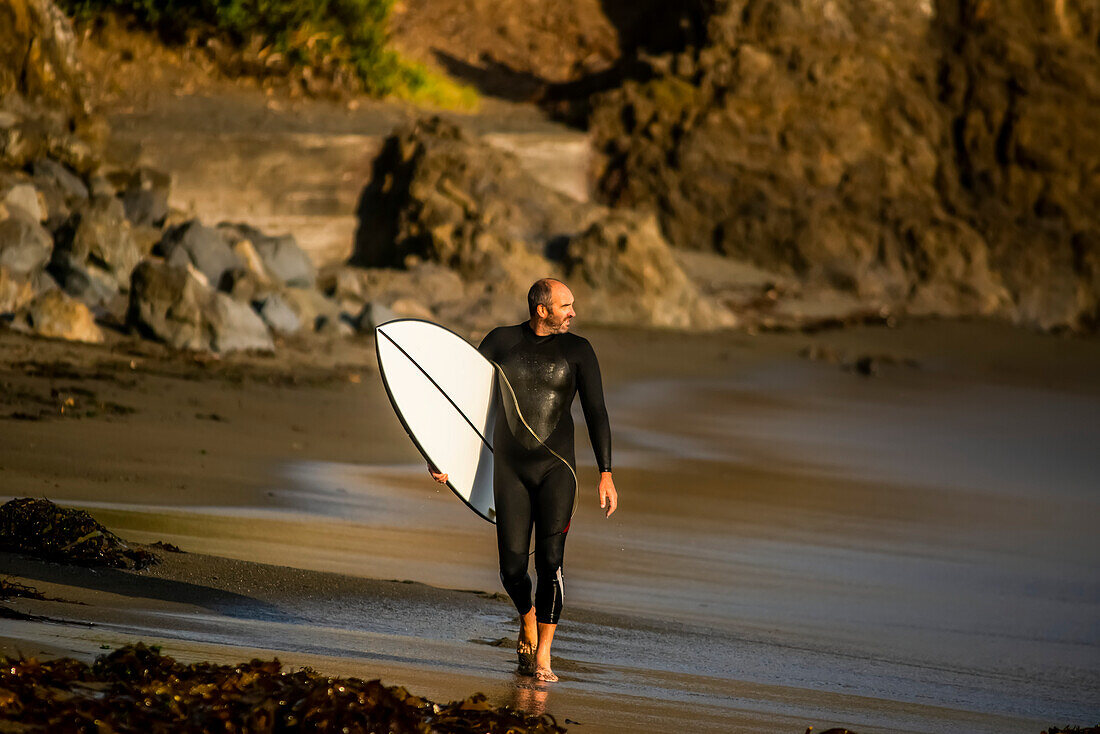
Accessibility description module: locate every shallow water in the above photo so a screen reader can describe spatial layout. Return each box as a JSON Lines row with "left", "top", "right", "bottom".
{"left": 10, "top": 332, "right": 1099, "bottom": 732}
{"left": 249, "top": 356, "right": 1099, "bottom": 728}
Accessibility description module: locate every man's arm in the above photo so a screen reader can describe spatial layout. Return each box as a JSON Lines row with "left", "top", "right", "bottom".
{"left": 576, "top": 339, "right": 617, "bottom": 517}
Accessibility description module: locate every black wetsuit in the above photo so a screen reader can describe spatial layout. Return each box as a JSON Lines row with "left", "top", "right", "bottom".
{"left": 478, "top": 322, "right": 611, "bottom": 624}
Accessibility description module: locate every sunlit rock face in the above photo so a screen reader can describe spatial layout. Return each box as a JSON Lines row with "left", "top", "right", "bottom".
{"left": 586, "top": 0, "right": 1100, "bottom": 331}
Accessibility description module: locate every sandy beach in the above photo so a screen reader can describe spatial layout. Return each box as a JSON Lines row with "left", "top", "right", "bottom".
{"left": 2, "top": 320, "right": 1098, "bottom": 733}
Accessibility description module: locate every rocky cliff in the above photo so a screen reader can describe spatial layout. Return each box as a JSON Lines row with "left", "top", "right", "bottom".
{"left": 584, "top": 0, "right": 1100, "bottom": 331}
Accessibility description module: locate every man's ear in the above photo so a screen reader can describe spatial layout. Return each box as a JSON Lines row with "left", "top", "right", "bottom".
{"left": 537, "top": 304, "right": 548, "bottom": 319}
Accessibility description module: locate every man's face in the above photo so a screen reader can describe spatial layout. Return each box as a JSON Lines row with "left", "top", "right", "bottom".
{"left": 541, "top": 283, "right": 576, "bottom": 333}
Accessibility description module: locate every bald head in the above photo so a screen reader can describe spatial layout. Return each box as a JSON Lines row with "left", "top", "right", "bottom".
{"left": 527, "top": 278, "right": 575, "bottom": 335}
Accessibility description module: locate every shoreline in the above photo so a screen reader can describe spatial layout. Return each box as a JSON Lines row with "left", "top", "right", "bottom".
{"left": 2, "top": 320, "right": 1098, "bottom": 732}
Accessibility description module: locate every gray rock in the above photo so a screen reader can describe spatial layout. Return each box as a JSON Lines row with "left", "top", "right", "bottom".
{"left": 255, "top": 292, "right": 302, "bottom": 336}
{"left": 115, "top": 165, "right": 171, "bottom": 228}
{"left": 128, "top": 260, "right": 209, "bottom": 351}
{"left": 0, "top": 208, "right": 53, "bottom": 275}
{"left": 121, "top": 188, "right": 169, "bottom": 228}
{"left": 354, "top": 301, "right": 399, "bottom": 332}
{"left": 51, "top": 262, "right": 119, "bottom": 308}
{"left": 208, "top": 292, "right": 274, "bottom": 353}
{"left": 13, "top": 289, "right": 103, "bottom": 343}
{"left": 565, "top": 210, "right": 735, "bottom": 329}
{"left": 51, "top": 197, "right": 141, "bottom": 294}
{"left": 218, "top": 223, "right": 315, "bottom": 288}
{"left": 280, "top": 286, "right": 342, "bottom": 332}
{"left": 128, "top": 260, "right": 274, "bottom": 353}
{"left": 1, "top": 183, "right": 44, "bottom": 221}
{"left": 32, "top": 158, "right": 88, "bottom": 204}
{"left": 159, "top": 220, "right": 240, "bottom": 290}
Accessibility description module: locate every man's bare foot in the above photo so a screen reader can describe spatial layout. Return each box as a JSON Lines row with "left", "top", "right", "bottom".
{"left": 534, "top": 666, "right": 558, "bottom": 682}
{"left": 516, "top": 634, "right": 536, "bottom": 676}
{"left": 517, "top": 609, "right": 538, "bottom": 676}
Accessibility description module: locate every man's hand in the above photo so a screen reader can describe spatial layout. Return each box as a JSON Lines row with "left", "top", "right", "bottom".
{"left": 427, "top": 463, "right": 448, "bottom": 484}
{"left": 598, "top": 471, "right": 617, "bottom": 518}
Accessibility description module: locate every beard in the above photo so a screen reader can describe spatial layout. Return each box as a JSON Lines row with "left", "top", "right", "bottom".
{"left": 546, "top": 312, "right": 571, "bottom": 333}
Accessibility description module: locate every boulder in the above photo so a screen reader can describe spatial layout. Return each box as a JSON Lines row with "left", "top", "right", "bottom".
{"left": 127, "top": 260, "right": 274, "bottom": 353}
{"left": 254, "top": 292, "right": 302, "bottom": 336}
{"left": 217, "top": 223, "right": 315, "bottom": 288}
{"left": 565, "top": 210, "right": 735, "bottom": 329}
{"left": 1, "top": 182, "right": 44, "bottom": 221}
{"left": 208, "top": 293, "right": 274, "bottom": 353}
{"left": 121, "top": 188, "right": 169, "bottom": 228}
{"left": 13, "top": 289, "right": 103, "bottom": 343}
{"left": 50, "top": 196, "right": 141, "bottom": 296}
{"left": 32, "top": 158, "right": 88, "bottom": 205}
{"left": 279, "top": 286, "right": 343, "bottom": 332}
{"left": 0, "top": 264, "right": 35, "bottom": 314}
{"left": 128, "top": 260, "right": 210, "bottom": 351}
{"left": 229, "top": 238, "right": 272, "bottom": 284}
{"left": 352, "top": 117, "right": 592, "bottom": 270}
{"left": 116, "top": 167, "right": 171, "bottom": 228}
{"left": 354, "top": 301, "right": 398, "bottom": 332}
{"left": 159, "top": 220, "right": 240, "bottom": 290}
{"left": 0, "top": 207, "right": 52, "bottom": 275}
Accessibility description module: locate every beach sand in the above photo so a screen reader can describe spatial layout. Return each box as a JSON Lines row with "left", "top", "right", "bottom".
{"left": 2, "top": 320, "right": 1098, "bottom": 733}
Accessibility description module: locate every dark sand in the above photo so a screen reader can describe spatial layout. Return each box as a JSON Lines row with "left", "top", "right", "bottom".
{"left": 2, "top": 321, "right": 1098, "bottom": 733}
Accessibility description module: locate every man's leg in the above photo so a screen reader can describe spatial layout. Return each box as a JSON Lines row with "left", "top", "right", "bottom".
{"left": 494, "top": 462, "right": 537, "bottom": 666}
{"left": 531, "top": 463, "right": 574, "bottom": 681}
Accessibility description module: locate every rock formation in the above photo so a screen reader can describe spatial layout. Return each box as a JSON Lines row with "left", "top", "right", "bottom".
{"left": 584, "top": 0, "right": 1100, "bottom": 331}
{"left": 352, "top": 116, "right": 735, "bottom": 330}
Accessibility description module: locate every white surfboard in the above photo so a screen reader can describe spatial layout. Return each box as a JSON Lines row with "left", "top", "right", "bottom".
{"left": 374, "top": 319, "right": 498, "bottom": 523}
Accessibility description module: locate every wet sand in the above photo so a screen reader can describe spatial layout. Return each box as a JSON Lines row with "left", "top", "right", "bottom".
{"left": 1, "top": 321, "right": 1098, "bottom": 732}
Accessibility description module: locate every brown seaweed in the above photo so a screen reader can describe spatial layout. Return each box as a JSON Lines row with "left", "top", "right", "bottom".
{"left": 0, "top": 498, "right": 159, "bottom": 570}
{"left": 1, "top": 643, "right": 566, "bottom": 733}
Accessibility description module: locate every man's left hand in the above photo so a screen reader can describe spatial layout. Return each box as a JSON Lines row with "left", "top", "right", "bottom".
{"left": 598, "top": 472, "right": 617, "bottom": 518}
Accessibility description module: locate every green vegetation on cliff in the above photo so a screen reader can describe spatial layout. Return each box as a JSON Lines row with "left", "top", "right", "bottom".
{"left": 58, "top": 0, "right": 474, "bottom": 105}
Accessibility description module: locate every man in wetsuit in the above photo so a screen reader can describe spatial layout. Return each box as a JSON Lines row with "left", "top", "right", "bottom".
{"left": 429, "top": 278, "right": 617, "bottom": 682}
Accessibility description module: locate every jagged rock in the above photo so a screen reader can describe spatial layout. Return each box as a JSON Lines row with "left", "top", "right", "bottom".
{"left": 1, "top": 182, "right": 44, "bottom": 221}
{"left": 208, "top": 292, "right": 274, "bottom": 353}
{"left": 13, "top": 288, "right": 103, "bottom": 343}
{"left": 322, "top": 267, "right": 365, "bottom": 302}
{"left": 353, "top": 117, "right": 731, "bottom": 329}
{"left": 128, "top": 260, "right": 209, "bottom": 351}
{"left": 127, "top": 260, "right": 273, "bottom": 353}
{"left": 0, "top": 207, "right": 52, "bottom": 275}
{"left": 116, "top": 166, "right": 170, "bottom": 227}
{"left": 0, "top": 265, "right": 36, "bottom": 313}
{"left": 218, "top": 223, "right": 315, "bottom": 288}
{"left": 254, "top": 292, "right": 302, "bottom": 336}
{"left": 565, "top": 210, "right": 735, "bottom": 329}
{"left": 353, "top": 117, "right": 592, "bottom": 270}
{"left": 354, "top": 301, "right": 398, "bottom": 332}
{"left": 121, "top": 188, "right": 168, "bottom": 228}
{"left": 229, "top": 238, "right": 272, "bottom": 284}
{"left": 32, "top": 158, "right": 88, "bottom": 204}
{"left": 159, "top": 220, "right": 241, "bottom": 290}
{"left": 221, "top": 268, "right": 270, "bottom": 305}
{"left": 279, "top": 285, "right": 342, "bottom": 332}
{"left": 50, "top": 196, "right": 141, "bottom": 299}
{"left": 0, "top": 0, "right": 100, "bottom": 174}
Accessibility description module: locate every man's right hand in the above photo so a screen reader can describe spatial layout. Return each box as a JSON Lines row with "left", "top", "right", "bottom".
{"left": 428, "top": 464, "right": 448, "bottom": 484}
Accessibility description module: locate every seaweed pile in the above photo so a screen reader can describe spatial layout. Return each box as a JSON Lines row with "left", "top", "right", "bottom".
{"left": 1, "top": 643, "right": 567, "bottom": 733}
{"left": 0, "top": 497, "right": 158, "bottom": 569}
